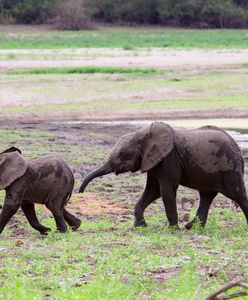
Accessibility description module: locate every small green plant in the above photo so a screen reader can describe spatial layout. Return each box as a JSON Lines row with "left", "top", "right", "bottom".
{"left": 10, "top": 66, "right": 164, "bottom": 76}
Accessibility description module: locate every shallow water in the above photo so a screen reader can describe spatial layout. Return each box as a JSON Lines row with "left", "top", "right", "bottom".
{"left": 51, "top": 118, "right": 248, "bottom": 152}
{"left": 51, "top": 118, "right": 248, "bottom": 130}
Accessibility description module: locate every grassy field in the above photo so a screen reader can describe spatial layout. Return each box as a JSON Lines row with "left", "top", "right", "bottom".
{"left": 1, "top": 67, "right": 248, "bottom": 119}
{"left": 0, "top": 126, "right": 247, "bottom": 300}
{"left": 0, "top": 27, "right": 248, "bottom": 49}
{"left": 0, "top": 25, "right": 248, "bottom": 300}
{"left": 0, "top": 209, "right": 247, "bottom": 299}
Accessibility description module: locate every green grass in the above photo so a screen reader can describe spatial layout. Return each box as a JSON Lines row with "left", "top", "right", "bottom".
{"left": 10, "top": 66, "right": 164, "bottom": 76}
{"left": 0, "top": 128, "right": 108, "bottom": 166}
{"left": 0, "top": 27, "right": 248, "bottom": 49}
{"left": 2, "top": 69, "right": 248, "bottom": 116}
{"left": 0, "top": 208, "right": 247, "bottom": 300}
{"left": 0, "top": 126, "right": 247, "bottom": 299}
{"left": 4, "top": 94, "right": 248, "bottom": 114}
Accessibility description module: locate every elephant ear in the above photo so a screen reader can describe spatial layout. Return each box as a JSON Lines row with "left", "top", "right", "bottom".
{"left": 0, "top": 146, "right": 22, "bottom": 155}
{"left": 141, "top": 122, "right": 175, "bottom": 172}
{"left": 0, "top": 150, "right": 28, "bottom": 189}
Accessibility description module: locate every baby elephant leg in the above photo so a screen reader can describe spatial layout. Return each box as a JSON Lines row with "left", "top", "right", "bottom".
{"left": 0, "top": 204, "right": 20, "bottom": 234}
{"left": 21, "top": 203, "right": 51, "bottom": 235}
{"left": 46, "top": 204, "right": 67, "bottom": 233}
{"left": 63, "top": 209, "right": 81, "bottom": 231}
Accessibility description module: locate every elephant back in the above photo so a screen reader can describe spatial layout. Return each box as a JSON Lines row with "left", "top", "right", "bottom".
{"left": 176, "top": 127, "right": 243, "bottom": 174}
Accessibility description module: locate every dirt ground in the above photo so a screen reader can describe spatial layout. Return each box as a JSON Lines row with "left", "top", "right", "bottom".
{"left": 1, "top": 48, "right": 248, "bottom": 71}
{"left": 1, "top": 48, "right": 248, "bottom": 122}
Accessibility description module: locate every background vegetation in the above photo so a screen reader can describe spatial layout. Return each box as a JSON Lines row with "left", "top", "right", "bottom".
{"left": 0, "top": 0, "right": 248, "bottom": 29}
{"left": 1, "top": 27, "right": 248, "bottom": 49}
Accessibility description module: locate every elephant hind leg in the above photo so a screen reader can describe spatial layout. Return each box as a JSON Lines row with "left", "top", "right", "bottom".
{"left": 63, "top": 209, "right": 81, "bottom": 231}
{"left": 21, "top": 202, "right": 51, "bottom": 235}
{"left": 46, "top": 204, "right": 67, "bottom": 233}
{"left": 226, "top": 192, "right": 248, "bottom": 224}
{"left": 221, "top": 174, "right": 248, "bottom": 223}
{"left": 185, "top": 191, "right": 217, "bottom": 230}
{"left": 237, "top": 199, "right": 248, "bottom": 224}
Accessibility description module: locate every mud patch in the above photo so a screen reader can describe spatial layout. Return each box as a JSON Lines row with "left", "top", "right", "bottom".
{"left": 150, "top": 267, "right": 181, "bottom": 282}
{"left": 68, "top": 192, "right": 128, "bottom": 216}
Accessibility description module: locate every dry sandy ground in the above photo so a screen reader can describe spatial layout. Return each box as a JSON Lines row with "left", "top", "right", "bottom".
{"left": 1, "top": 48, "right": 248, "bottom": 71}
{"left": 0, "top": 48, "right": 247, "bottom": 122}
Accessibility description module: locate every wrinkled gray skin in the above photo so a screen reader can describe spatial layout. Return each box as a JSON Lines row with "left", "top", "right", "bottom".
{"left": 0, "top": 147, "right": 81, "bottom": 234}
{"left": 79, "top": 122, "right": 248, "bottom": 229}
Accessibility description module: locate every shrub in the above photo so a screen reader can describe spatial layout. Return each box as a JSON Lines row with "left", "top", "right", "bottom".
{"left": 0, "top": 0, "right": 248, "bottom": 28}
{"left": 200, "top": 0, "right": 248, "bottom": 28}
{"left": 52, "top": 0, "right": 91, "bottom": 30}
{"left": 84, "top": 0, "right": 119, "bottom": 23}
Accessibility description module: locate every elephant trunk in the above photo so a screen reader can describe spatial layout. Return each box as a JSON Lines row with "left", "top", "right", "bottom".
{"left": 79, "top": 163, "right": 112, "bottom": 193}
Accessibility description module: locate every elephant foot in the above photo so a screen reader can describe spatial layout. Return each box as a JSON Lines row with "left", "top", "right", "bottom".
{"left": 185, "top": 221, "right": 194, "bottom": 230}
{"left": 185, "top": 217, "right": 206, "bottom": 230}
{"left": 39, "top": 227, "right": 51, "bottom": 235}
{"left": 134, "top": 219, "right": 147, "bottom": 227}
{"left": 56, "top": 225, "right": 68, "bottom": 233}
{"left": 71, "top": 219, "right": 81, "bottom": 231}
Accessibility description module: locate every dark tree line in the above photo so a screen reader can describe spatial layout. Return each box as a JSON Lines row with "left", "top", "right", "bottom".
{"left": 0, "top": 0, "right": 248, "bottom": 28}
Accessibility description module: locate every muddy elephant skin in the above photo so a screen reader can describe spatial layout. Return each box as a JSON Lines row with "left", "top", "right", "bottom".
{"left": 0, "top": 147, "right": 81, "bottom": 234}
{"left": 79, "top": 122, "right": 248, "bottom": 229}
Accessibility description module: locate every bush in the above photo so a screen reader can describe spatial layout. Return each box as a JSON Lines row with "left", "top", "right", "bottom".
{"left": 0, "top": 0, "right": 58, "bottom": 24}
{"left": 84, "top": 0, "right": 119, "bottom": 23}
{"left": 199, "top": 0, "right": 248, "bottom": 28}
{"left": 158, "top": 0, "right": 248, "bottom": 28}
{"left": 52, "top": 0, "right": 91, "bottom": 30}
{"left": 158, "top": 0, "right": 202, "bottom": 26}
{"left": 119, "top": 0, "right": 159, "bottom": 24}
{"left": 0, "top": 0, "right": 248, "bottom": 28}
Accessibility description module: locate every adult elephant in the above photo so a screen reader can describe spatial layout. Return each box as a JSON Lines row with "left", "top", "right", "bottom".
{"left": 79, "top": 122, "right": 248, "bottom": 229}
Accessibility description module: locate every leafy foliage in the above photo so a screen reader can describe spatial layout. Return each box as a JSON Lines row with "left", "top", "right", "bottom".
{"left": 0, "top": 0, "right": 58, "bottom": 24}
{"left": 52, "top": 0, "right": 91, "bottom": 30}
{"left": 0, "top": 0, "right": 248, "bottom": 28}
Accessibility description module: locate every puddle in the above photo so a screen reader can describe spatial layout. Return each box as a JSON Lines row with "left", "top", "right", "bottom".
{"left": 50, "top": 118, "right": 248, "bottom": 151}
{"left": 50, "top": 118, "right": 248, "bottom": 130}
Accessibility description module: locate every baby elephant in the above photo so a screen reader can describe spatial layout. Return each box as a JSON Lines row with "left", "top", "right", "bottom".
{"left": 0, "top": 147, "right": 81, "bottom": 234}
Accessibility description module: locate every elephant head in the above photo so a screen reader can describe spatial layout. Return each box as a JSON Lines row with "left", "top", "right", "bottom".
{"left": 0, "top": 147, "right": 28, "bottom": 189}
{"left": 79, "top": 122, "right": 175, "bottom": 193}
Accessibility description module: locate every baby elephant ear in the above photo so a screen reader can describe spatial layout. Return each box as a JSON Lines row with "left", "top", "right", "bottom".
{"left": 141, "top": 122, "right": 175, "bottom": 172}
{"left": 0, "top": 150, "right": 28, "bottom": 189}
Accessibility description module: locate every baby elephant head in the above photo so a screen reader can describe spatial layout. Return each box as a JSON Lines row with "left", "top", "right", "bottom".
{"left": 0, "top": 147, "right": 28, "bottom": 189}
{"left": 79, "top": 122, "right": 175, "bottom": 192}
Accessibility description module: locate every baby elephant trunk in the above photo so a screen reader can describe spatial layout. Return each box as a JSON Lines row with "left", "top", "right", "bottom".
{"left": 79, "top": 163, "right": 112, "bottom": 193}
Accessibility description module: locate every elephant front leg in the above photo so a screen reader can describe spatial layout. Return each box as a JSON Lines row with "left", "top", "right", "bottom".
{"left": 21, "top": 203, "right": 51, "bottom": 235}
{"left": 160, "top": 182, "right": 179, "bottom": 228}
{"left": 0, "top": 204, "right": 20, "bottom": 234}
{"left": 185, "top": 191, "right": 217, "bottom": 229}
{"left": 134, "top": 172, "right": 160, "bottom": 227}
